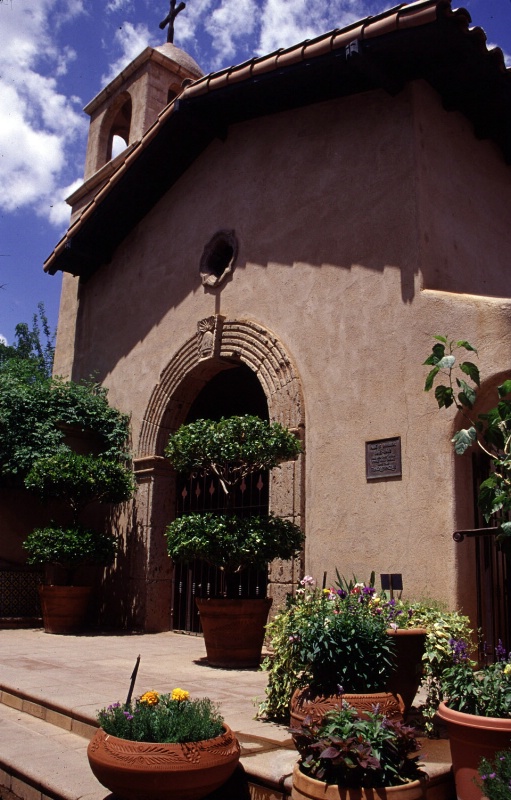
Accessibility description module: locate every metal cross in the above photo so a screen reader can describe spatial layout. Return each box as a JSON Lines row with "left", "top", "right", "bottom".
{"left": 159, "top": 0, "right": 186, "bottom": 44}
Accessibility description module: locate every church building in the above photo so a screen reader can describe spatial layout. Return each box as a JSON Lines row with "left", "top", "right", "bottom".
{"left": 40, "top": 0, "right": 511, "bottom": 635}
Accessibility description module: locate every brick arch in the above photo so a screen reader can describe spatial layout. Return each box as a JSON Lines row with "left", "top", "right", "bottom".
{"left": 137, "top": 317, "right": 305, "bottom": 458}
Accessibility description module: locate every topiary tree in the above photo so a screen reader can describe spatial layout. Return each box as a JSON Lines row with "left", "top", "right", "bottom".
{"left": 164, "top": 415, "right": 303, "bottom": 597}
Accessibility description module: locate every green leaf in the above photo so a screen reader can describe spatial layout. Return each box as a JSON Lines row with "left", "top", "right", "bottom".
{"left": 498, "top": 380, "right": 511, "bottom": 399}
{"left": 424, "top": 367, "right": 440, "bottom": 392}
{"left": 456, "top": 379, "right": 476, "bottom": 408}
{"left": 437, "top": 355, "right": 455, "bottom": 370}
{"left": 459, "top": 362, "right": 480, "bottom": 386}
{"left": 455, "top": 340, "right": 477, "bottom": 353}
{"left": 433, "top": 335, "right": 448, "bottom": 344}
{"left": 423, "top": 343, "right": 446, "bottom": 366}
{"left": 451, "top": 427, "right": 476, "bottom": 455}
{"left": 434, "top": 385, "right": 454, "bottom": 408}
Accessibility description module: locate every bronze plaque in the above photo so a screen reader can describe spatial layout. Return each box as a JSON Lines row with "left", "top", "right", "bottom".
{"left": 366, "top": 437, "right": 402, "bottom": 480}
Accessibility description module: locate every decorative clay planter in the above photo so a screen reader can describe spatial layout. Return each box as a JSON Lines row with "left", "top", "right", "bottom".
{"left": 196, "top": 596, "right": 272, "bottom": 668}
{"left": 38, "top": 585, "right": 92, "bottom": 634}
{"left": 386, "top": 628, "right": 427, "bottom": 713}
{"left": 437, "top": 701, "right": 511, "bottom": 800}
{"left": 290, "top": 688, "right": 404, "bottom": 753}
{"left": 87, "top": 724, "right": 240, "bottom": 800}
{"left": 291, "top": 764, "right": 426, "bottom": 800}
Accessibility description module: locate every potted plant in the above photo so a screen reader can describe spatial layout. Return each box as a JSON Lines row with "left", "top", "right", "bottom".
{"left": 87, "top": 687, "right": 240, "bottom": 800}
{"left": 23, "top": 450, "right": 135, "bottom": 633}
{"left": 476, "top": 749, "right": 511, "bottom": 800}
{"left": 436, "top": 638, "right": 511, "bottom": 800}
{"left": 164, "top": 415, "right": 304, "bottom": 667}
{"left": 279, "top": 577, "right": 403, "bottom": 743}
{"left": 258, "top": 575, "right": 472, "bottom": 733}
{"left": 290, "top": 699, "right": 425, "bottom": 800}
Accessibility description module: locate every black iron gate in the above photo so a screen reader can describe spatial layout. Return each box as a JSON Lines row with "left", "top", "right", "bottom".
{"left": 454, "top": 453, "right": 511, "bottom": 656}
{"left": 171, "top": 471, "right": 269, "bottom": 633}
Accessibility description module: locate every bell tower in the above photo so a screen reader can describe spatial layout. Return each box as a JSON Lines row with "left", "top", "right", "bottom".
{"left": 81, "top": 42, "right": 203, "bottom": 183}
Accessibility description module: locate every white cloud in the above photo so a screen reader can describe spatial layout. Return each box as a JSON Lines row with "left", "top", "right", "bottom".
{"left": 0, "top": 0, "right": 86, "bottom": 226}
{"left": 101, "top": 22, "right": 153, "bottom": 85}
{"left": 106, "top": 0, "right": 135, "bottom": 12}
{"left": 0, "top": 335, "right": 8, "bottom": 347}
{"left": 204, "top": 0, "right": 258, "bottom": 67}
{"left": 258, "top": 0, "right": 377, "bottom": 55}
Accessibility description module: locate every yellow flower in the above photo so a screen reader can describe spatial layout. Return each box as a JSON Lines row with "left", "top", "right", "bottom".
{"left": 140, "top": 690, "right": 160, "bottom": 705}
{"left": 504, "top": 664, "right": 511, "bottom": 676}
{"left": 171, "top": 688, "right": 190, "bottom": 702}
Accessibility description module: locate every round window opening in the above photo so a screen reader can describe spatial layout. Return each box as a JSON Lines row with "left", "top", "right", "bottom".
{"left": 200, "top": 230, "right": 238, "bottom": 287}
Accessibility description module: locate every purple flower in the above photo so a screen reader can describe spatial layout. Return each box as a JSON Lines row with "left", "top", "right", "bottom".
{"left": 123, "top": 711, "right": 134, "bottom": 720}
{"left": 449, "top": 638, "right": 470, "bottom": 663}
{"left": 337, "top": 589, "right": 347, "bottom": 599}
{"left": 495, "top": 640, "right": 507, "bottom": 661}
{"left": 489, "top": 773, "right": 496, "bottom": 779}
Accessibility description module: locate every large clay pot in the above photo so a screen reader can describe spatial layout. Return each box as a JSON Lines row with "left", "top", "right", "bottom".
{"left": 291, "top": 764, "right": 426, "bottom": 800}
{"left": 196, "top": 597, "right": 272, "bottom": 668}
{"left": 38, "top": 585, "right": 92, "bottom": 634}
{"left": 437, "top": 701, "right": 511, "bottom": 800}
{"left": 87, "top": 724, "right": 240, "bottom": 800}
{"left": 386, "top": 628, "right": 427, "bottom": 713}
{"left": 290, "top": 688, "right": 405, "bottom": 753}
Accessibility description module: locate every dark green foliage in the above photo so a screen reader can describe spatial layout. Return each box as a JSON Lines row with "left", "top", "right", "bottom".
{"left": 286, "top": 588, "right": 395, "bottom": 695}
{"left": 23, "top": 524, "right": 117, "bottom": 569}
{"left": 165, "top": 415, "right": 301, "bottom": 494}
{"left": 0, "top": 367, "right": 131, "bottom": 484}
{"left": 165, "top": 512, "right": 304, "bottom": 573}
{"left": 295, "top": 703, "right": 422, "bottom": 788}
{"left": 477, "top": 751, "right": 511, "bottom": 800}
{"left": 97, "top": 693, "right": 224, "bottom": 743}
{"left": 25, "top": 452, "right": 135, "bottom": 517}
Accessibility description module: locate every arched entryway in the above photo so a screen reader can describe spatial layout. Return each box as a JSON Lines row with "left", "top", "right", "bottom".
{"left": 133, "top": 316, "right": 305, "bottom": 632}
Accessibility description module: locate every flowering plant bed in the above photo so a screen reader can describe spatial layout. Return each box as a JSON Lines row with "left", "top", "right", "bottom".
{"left": 477, "top": 750, "right": 511, "bottom": 800}
{"left": 96, "top": 688, "right": 224, "bottom": 742}
{"left": 258, "top": 574, "right": 471, "bottom": 729}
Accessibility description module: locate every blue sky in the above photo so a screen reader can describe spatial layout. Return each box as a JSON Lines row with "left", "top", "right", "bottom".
{"left": 1, "top": 0, "right": 510, "bottom": 346}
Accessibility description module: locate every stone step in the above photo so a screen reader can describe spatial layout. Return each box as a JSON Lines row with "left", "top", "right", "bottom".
{"left": 0, "top": 688, "right": 295, "bottom": 800}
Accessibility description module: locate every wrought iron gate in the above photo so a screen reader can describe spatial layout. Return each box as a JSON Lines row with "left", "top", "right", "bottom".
{"left": 171, "top": 470, "right": 269, "bottom": 633}
{"left": 454, "top": 454, "right": 511, "bottom": 656}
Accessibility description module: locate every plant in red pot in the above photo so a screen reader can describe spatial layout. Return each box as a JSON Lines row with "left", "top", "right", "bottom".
{"left": 437, "top": 637, "right": 511, "bottom": 800}
{"left": 164, "top": 415, "right": 304, "bottom": 668}
{"left": 23, "top": 451, "right": 135, "bottom": 633}
{"left": 88, "top": 687, "right": 240, "bottom": 800}
{"left": 290, "top": 699, "right": 425, "bottom": 800}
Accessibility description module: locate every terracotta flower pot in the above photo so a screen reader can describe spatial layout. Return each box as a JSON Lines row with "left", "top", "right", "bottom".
{"left": 291, "top": 763, "right": 426, "bottom": 800}
{"left": 196, "top": 596, "right": 272, "bottom": 668}
{"left": 437, "top": 701, "right": 511, "bottom": 800}
{"left": 38, "top": 585, "right": 92, "bottom": 634}
{"left": 386, "top": 628, "right": 427, "bottom": 713}
{"left": 87, "top": 724, "right": 241, "bottom": 800}
{"left": 289, "top": 687, "right": 405, "bottom": 753}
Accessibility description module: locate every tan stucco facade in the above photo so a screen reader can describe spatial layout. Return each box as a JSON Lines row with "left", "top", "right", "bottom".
{"left": 50, "top": 67, "right": 511, "bottom": 631}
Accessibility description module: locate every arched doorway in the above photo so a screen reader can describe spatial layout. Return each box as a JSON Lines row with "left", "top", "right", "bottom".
{"left": 134, "top": 316, "right": 305, "bottom": 633}
{"left": 173, "top": 365, "right": 271, "bottom": 631}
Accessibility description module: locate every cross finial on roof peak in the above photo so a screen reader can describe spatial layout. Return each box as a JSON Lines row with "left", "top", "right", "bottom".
{"left": 159, "top": 0, "right": 186, "bottom": 44}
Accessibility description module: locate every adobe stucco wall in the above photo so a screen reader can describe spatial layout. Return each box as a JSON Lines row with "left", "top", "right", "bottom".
{"left": 54, "top": 79, "right": 511, "bottom": 629}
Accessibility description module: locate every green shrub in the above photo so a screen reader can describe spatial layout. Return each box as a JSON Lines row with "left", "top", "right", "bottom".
{"left": 23, "top": 525, "right": 117, "bottom": 569}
